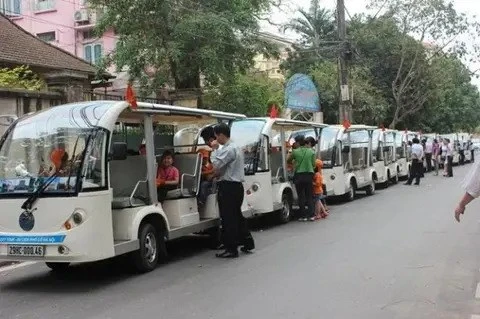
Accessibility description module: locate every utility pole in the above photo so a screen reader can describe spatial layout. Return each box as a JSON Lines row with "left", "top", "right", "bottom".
{"left": 337, "top": 0, "right": 352, "bottom": 124}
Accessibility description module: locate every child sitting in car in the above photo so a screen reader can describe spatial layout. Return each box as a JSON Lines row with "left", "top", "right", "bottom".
{"left": 156, "top": 150, "right": 180, "bottom": 203}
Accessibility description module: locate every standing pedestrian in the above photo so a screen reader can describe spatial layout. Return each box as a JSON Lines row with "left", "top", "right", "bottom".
{"left": 470, "top": 136, "right": 475, "bottom": 163}
{"left": 211, "top": 123, "right": 254, "bottom": 258}
{"left": 432, "top": 139, "right": 440, "bottom": 176}
{"left": 405, "top": 138, "right": 424, "bottom": 186}
{"left": 288, "top": 135, "right": 316, "bottom": 221}
{"left": 424, "top": 138, "right": 433, "bottom": 172}
{"left": 443, "top": 138, "right": 453, "bottom": 177}
{"left": 458, "top": 141, "right": 465, "bottom": 165}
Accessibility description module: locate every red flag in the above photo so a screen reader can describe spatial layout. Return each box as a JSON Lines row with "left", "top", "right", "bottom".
{"left": 125, "top": 84, "right": 138, "bottom": 109}
{"left": 269, "top": 105, "right": 278, "bottom": 118}
{"left": 342, "top": 119, "right": 351, "bottom": 129}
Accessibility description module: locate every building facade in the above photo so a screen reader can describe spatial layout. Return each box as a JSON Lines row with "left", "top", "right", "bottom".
{"left": 253, "top": 32, "right": 294, "bottom": 80}
{"left": 0, "top": 0, "right": 115, "bottom": 68}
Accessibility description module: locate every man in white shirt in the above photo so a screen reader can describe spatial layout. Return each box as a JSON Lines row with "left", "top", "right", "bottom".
{"left": 424, "top": 139, "right": 433, "bottom": 172}
{"left": 405, "top": 138, "right": 424, "bottom": 186}
{"left": 455, "top": 160, "right": 480, "bottom": 222}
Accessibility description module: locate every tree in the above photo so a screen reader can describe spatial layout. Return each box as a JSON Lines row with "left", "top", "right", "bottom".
{"left": 414, "top": 54, "right": 480, "bottom": 133}
{"left": 309, "top": 61, "right": 388, "bottom": 125}
{"left": 281, "top": 0, "right": 337, "bottom": 74}
{"left": 93, "top": 0, "right": 279, "bottom": 98}
{"left": 364, "top": 0, "right": 478, "bottom": 128}
{"left": 203, "top": 74, "right": 284, "bottom": 116}
{"left": 0, "top": 66, "right": 45, "bottom": 91}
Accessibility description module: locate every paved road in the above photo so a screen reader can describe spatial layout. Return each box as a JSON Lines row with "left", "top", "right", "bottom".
{"left": 1, "top": 165, "right": 480, "bottom": 319}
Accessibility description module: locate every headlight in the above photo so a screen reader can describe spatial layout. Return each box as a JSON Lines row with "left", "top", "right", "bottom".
{"left": 62, "top": 209, "right": 86, "bottom": 231}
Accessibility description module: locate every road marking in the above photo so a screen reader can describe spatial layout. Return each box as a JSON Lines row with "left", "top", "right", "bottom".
{"left": 471, "top": 315, "right": 480, "bottom": 319}
{"left": 0, "top": 262, "right": 36, "bottom": 274}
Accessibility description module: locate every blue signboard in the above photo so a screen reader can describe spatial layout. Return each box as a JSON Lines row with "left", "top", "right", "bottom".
{"left": 0, "top": 235, "right": 66, "bottom": 244}
{"left": 284, "top": 73, "right": 320, "bottom": 112}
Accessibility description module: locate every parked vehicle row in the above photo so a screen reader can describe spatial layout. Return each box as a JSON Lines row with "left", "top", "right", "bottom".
{"left": 0, "top": 101, "right": 473, "bottom": 274}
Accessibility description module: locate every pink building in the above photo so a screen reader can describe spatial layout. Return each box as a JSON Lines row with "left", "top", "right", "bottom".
{"left": 0, "top": 0, "right": 124, "bottom": 91}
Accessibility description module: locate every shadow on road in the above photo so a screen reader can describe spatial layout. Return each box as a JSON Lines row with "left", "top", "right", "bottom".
{"left": 1, "top": 189, "right": 375, "bottom": 293}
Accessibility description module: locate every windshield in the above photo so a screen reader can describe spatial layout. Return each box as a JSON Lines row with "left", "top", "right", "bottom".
{"left": 0, "top": 102, "right": 111, "bottom": 196}
{"left": 345, "top": 130, "right": 370, "bottom": 145}
{"left": 372, "top": 131, "right": 381, "bottom": 152}
{"left": 231, "top": 119, "right": 265, "bottom": 152}
{"left": 320, "top": 127, "right": 339, "bottom": 166}
{"left": 395, "top": 134, "right": 405, "bottom": 158}
{"left": 231, "top": 119, "right": 266, "bottom": 172}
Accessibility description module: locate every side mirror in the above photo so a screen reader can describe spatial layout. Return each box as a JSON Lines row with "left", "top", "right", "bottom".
{"left": 342, "top": 145, "right": 350, "bottom": 153}
{"left": 111, "top": 142, "right": 127, "bottom": 161}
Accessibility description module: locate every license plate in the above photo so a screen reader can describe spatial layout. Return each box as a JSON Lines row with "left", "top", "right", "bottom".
{"left": 7, "top": 245, "right": 45, "bottom": 257}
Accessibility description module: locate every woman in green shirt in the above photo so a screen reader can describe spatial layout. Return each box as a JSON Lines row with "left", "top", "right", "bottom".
{"left": 288, "top": 135, "right": 316, "bottom": 221}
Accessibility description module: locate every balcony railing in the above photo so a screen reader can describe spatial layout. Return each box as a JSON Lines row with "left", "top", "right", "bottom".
{"left": 34, "top": 0, "right": 55, "bottom": 12}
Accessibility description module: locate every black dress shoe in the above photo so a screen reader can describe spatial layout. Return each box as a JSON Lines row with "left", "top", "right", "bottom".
{"left": 241, "top": 246, "right": 254, "bottom": 254}
{"left": 215, "top": 251, "right": 239, "bottom": 258}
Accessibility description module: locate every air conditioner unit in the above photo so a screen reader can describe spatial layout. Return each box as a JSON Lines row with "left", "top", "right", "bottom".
{"left": 74, "top": 9, "right": 89, "bottom": 22}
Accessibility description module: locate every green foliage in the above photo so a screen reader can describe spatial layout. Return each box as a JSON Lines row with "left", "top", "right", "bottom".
{"left": 309, "top": 61, "right": 388, "bottom": 125}
{"left": 281, "top": 0, "right": 337, "bottom": 74}
{"left": 92, "top": 0, "right": 279, "bottom": 95}
{"left": 281, "top": 0, "right": 480, "bottom": 132}
{"left": 0, "top": 66, "right": 45, "bottom": 91}
{"left": 203, "top": 74, "right": 284, "bottom": 116}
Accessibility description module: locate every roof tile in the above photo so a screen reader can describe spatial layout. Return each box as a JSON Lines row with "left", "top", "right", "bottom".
{"left": 0, "top": 13, "right": 96, "bottom": 74}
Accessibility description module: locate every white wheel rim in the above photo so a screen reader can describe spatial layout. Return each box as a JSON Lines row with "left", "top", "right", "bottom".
{"left": 145, "top": 232, "right": 157, "bottom": 263}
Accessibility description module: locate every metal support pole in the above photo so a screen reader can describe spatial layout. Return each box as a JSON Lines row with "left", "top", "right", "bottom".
{"left": 337, "top": 0, "right": 352, "bottom": 124}
{"left": 144, "top": 114, "right": 158, "bottom": 204}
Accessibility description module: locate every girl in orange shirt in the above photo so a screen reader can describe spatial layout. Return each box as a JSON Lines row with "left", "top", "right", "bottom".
{"left": 313, "top": 159, "right": 329, "bottom": 219}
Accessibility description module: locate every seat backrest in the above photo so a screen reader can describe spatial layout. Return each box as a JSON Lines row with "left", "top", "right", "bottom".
{"left": 110, "top": 155, "right": 148, "bottom": 199}
{"left": 351, "top": 147, "right": 364, "bottom": 169}
{"left": 170, "top": 153, "right": 201, "bottom": 193}
{"left": 270, "top": 151, "right": 284, "bottom": 178}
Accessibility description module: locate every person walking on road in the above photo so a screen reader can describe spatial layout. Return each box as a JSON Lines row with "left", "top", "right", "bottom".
{"left": 443, "top": 138, "right": 454, "bottom": 177}
{"left": 211, "top": 123, "right": 254, "bottom": 258}
{"left": 425, "top": 138, "right": 433, "bottom": 172}
{"left": 432, "top": 139, "right": 440, "bottom": 176}
{"left": 405, "top": 138, "right": 424, "bottom": 186}
{"left": 288, "top": 135, "right": 316, "bottom": 221}
{"left": 455, "top": 160, "right": 480, "bottom": 222}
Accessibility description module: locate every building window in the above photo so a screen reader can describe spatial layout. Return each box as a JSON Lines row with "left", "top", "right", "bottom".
{"left": 82, "top": 30, "right": 95, "bottom": 41}
{"left": 37, "top": 31, "right": 56, "bottom": 42}
{"left": 34, "top": 0, "right": 55, "bottom": 12}
{"left": 0, "top": 0, "right": 21, "bottom": 16}
{"left": 84, "top": 43, "right": 103, "bottom": 64}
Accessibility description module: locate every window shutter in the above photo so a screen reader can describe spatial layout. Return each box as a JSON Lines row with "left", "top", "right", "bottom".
{"left": 13, "top": 0, "right": 20, "bottom": 14}
{"left": 93, "top": 44, "right": 102, "bottom": 63}
{"left": 84, "top": 45, "right": 92, "bottom": 63}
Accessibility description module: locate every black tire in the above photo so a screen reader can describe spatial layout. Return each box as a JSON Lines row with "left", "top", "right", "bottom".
{"left": 45, "top": 262, "right": 70, "bottom": 272}
{"left": 278, "top": 192, "right": 293, "bottom": 224}
{"left": 382, "top": 171, "right": 390, "bottom": 189}
{"left": 365, "top": 181, "right": 375, "bottom": 196}
{"left": 344, "top": 180, "right": 356, "bottom": 202}
{"left": 131, "top": 223, "right": 165, "bottom": 273}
